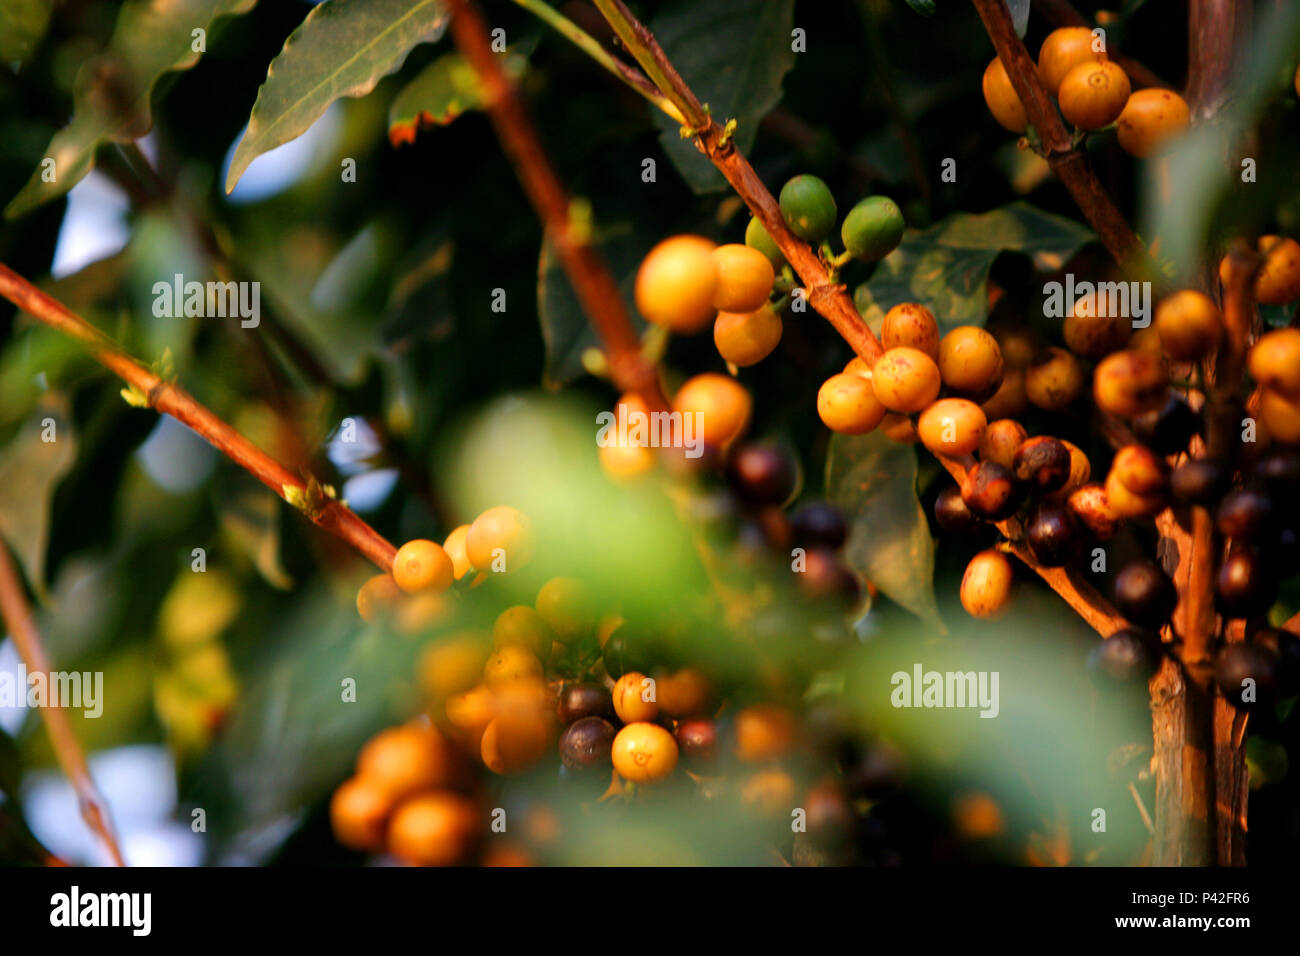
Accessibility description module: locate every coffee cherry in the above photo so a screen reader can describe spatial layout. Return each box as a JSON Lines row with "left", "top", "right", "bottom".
{"left": 918, "top": 398, "right": 987, "bottom": 457}
{"left": 1024, "top": 502, "right": 1081, "bottom": 567}
{"left": 1068, "top": 482, "right": 1122, "bottom": 540}
{"left": 418, "top": 635, "right": 488, "bottom": 699}
{"left": 634, "top": 235, "right": 717, "bottom": 333}
{"left": 556, "top": 682, "right": 614, "bottom": 724}
{"left": 1094, "top": 349, "right": 1168, "bottom": 418}
{"left": 1251, "top": 627, "right": 1300, "bottom": 696}
{"left": 601, "top": 627, "right": 653, "bottom": 680}
{"left": 872, "top": 347, "right": 942, "bottom": 412}
{"left": 1217, "top": 489, "right": 1275, "bottom": 542}
{"left": 1253, "top": 448, "right": 1300, "bottom": 495}
{"left": 803, "top": 779, "right": 854, "bottom": 847}
{"left": 392, "top": 540, "right": 455, "bottom": 594}
{"left": 979, "top": 419, "right": 1028, "bottom": 469}
{"left": 1104, "top": 470, "right": 1164, "bottom": 518}
{"left": 1154, "top": 290, "right": 1222, "bottom": 361}
{"left": 726, "top": 443, "right": 798, "bottom": 507}
{"left": 1012, "top": 436, "right": 1072, "bottom": 493}
{"left": 983, "top": 56, "right": 1027, "bottom": 132}
{"left": 493, "top": 605, "right": 554, "bottom": 658}
{"left": 466, "top": 506, "right": 533, "bottom": 573}
{"left": 675, "top": 717, "right": 719, "bottom": 767}
{"left": 960, "top": 461, "right": 1023, "bottom": 521}
{"left": 841, "top": 196, "right": 905, "bottom": 262}
{"left": 1116, "top": 89, "right": 1190, "bottom": 157}
{"left": 734, "top": 704, "right": 796, "bottom": 762}
{"left": 1037, "top": 26, "right": 1107, "bottom": 95}
{"left": 779, "top": 175, "right": 837, "bottom": 242}
{"left": 1248, "top": 328, "right": 1300, "bottom": 396}
{"left": 744, "top": 216, "right": 785, "bottom": 269}
{"left": 791, "top": 502, "right": 848, "bottom": 550}
{"left": 797, "top": 548, "right": 859, "bottom": 603}
{"left": 483, "top": 645, "right": 544, "bottom": 687}
{"left": 938, "top": 326, "right": 1004, "bottom": 397}
{"left": 1131, "top": 394, "right": 1201, "bottom": 456}
{"left": 818, "top": 371, "right": 888, "bottom": 434}
{"left": 387, "top": 792, "right": 480, "bottom": 867}
{"left": 710, "top": 243, "right": 775, "bottom": 313}
{"left": 934, "top": 484, "right": 979, "bottom": 533}
{"left": 612, "top": 671, "right": 659, "bottom": 724}
{"left": 442, "top": 524, "right": 474, "bottom": 580}
{"left": 960, "top": 548, "right": 1014, "bottom": 617}
{"left": 481, "top": 711, "right": 551, "bottom": 774}
{"left": 1087, "top": 627, "right": 1161, "bottom": 684}
{"left": 357, "top": 573, "right": 402, "bottom": 622}
{"left": 881, "top": 412, "right": 920, "bottom": 444}
{"left": 331, "top": 775, "right": 394, "bottom": 852}
{"left": 1058, "top": 60, "right": 1130, "bottom": 130}
{"left": 672, "top": 373, "right": 752, "bottom": 447}
{"left": 1111, "top": 444, "right": 1170, "bottom": 497}
{"left": 1171, "top": 459, "right": 1228, "bottom": 506}
{"left": 992, "top": 325, "right": 1039, "bottom": 370}
{"left": 741, "top": 768, "right": 797, "bottom": 818}
{"left": 1026, "top": 347, "right": 1085, "bottom": 411}
{"left": 713, "top": 304, "right": 783, "bottom": 367}
{"left": 358, "top": 723, "right": 458, "bottom": 800}
{"left": 982, "top": 369, "right": 1028, "bottom": 420}
{"left": 657, "top": 667, "right": 712, "bottom": 718}
{"left": 611, "top": 722, "right": 679, "bottom": 783}
{"left": 559, "top": 716, "right": 617, "bottom": 771}
{"left": 1064, "top": 291, "right": 1132, "bottom": 358}
{"left": 1114, "top": 560, "right": 1177, "bottom": 629}
{"left": 1252, "top": 236, "right": 1300, "bottom": 305}
{"left": 1214, "top": 643, "right": 1280, "bottom": 710}
{"left": 1045, "top": 440, "right": 1092, "bottom": 502}
{"left": 881, "top": 302, "right": 940, "bottom": 358}
{"left": 1216, "top": 548, "right": 1278, "bottom": 618}
{"left": 1258, "top": 386, "right": 1300, "bottom": 444}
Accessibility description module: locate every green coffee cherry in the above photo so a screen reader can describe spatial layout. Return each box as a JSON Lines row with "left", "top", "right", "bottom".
{"left": 744, "top": 217, "right": 785, "bottom": 269}
{"left": 841, "top": 196, "right": 905, "bottom": 262}
{"left": 778, "top": 175, "right": 837, "bottom": 243}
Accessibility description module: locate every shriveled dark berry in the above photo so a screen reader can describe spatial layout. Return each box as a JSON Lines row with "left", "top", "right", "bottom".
{"left": 961, "top": 461, "right": 1024, "bottom": 521}
{"left": 1012, "top": 436, "right": 1072, "bottom": 493}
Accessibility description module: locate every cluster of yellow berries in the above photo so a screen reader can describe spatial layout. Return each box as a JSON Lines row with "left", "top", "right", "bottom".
{"left": 983, "top": 27, "right": 1189, "bottom": 157}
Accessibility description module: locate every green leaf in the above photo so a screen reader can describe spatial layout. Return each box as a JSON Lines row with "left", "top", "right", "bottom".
{"left": 388, "top": 47, "right": 527, "bottom": 146}
{"left": 0, "top": 0, "right": 52, "bottom": 64}
{"left": 860, "top": 202, "right": 1094, "bottom": 331}
{"left": 537, "top": 221, "right": 647, "bottom": 387}
{"left": 5, "top": 0, "right": 258, "bottom": 219}
{"left": 826, "top": 430, "right": 943, "bottom": 632}
{"left": 903, "top": 0, "right": 937, "bottom": 16}
{"left": 0, "top": 395, "right": 78, "bottom": 599}
{"left": 225, "top": 0, "right": 450, "bottom": 194}
{"left": 650, "top": 0, "right": 796, "bottom": 194}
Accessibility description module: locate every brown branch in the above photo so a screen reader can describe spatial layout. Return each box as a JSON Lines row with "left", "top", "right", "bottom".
{"left": 1030, "top": 0, "right": 1170, "bottom": 91}
{"left": 445, "top": 0, "right": 670, "bottom": 407}
{"left": 1185, "top": 0, "right": 1247, "bottom": 120}
{"left": 0, "top": 541, "right": 125, "bottom": 866}
{"left": 972, "top": 0, "right": 1146, "bottom": 271}
{"left": 0, "top": 263, "right": 398, "bottom": 572}
{"left": 591, "top": 0, "right": 882, "bottom": 363}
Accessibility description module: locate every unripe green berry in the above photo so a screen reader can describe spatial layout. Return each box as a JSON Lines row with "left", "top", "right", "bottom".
{"left": 779, "top": 175, "right": 837, "bottom": 243}
{"left": 841, "top": 196, "right": 904, "bottom": 262}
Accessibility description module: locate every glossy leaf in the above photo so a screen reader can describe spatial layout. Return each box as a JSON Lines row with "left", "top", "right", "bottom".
{"left": 388, "top": 48, "right": 526, "bottom": 146}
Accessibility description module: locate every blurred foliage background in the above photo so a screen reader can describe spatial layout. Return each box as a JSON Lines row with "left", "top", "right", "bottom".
{"left": 0, "top": 0, "right": 1298, "bottom": 866}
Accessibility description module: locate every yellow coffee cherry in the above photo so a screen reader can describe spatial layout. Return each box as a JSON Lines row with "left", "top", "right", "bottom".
{"left": 917, "top": 398, "right": 987, "bottom": 457}
{"left": 843, "top": 356, "right": 872, "bottom": 376}
{"left": 1258, "top": 387, "right": 1300, "bottom": 444}
{"left": 331, "top": 775, "right": 394, "bottom": 852}
{"left": 1104, "top": 469, "right": 1164, "bottom": 518}
{"left": 483, "top": 645, "right": 543, "bottom": 687}
{"left": 611, "top": 722, "right": 679, "bottom": 784}
{"left": 1064, "top": 292, "right": 1132, "bottom": 358}
{"left": 444, "top": 683, "right": 495, "bottom": 732}
{"left": 1058, "top": 60, "right": 1130, "bottom": 130}
{"left": 395, "top": 590, "right": 453, "bottom": 635}
{"left": 1025, "top": 347, "right": 1085, "bottom": 411}
{"left": 1037, "top": 26, "right": 1107, "bottom": 95}
{"left": 356, "top": 573, "right": 402, "bottom": 623}
{"left": 1067, "top": 482, "right": 1122, "bottom": 540}
{"left": 357, "top": 723, "right": 458, "bottom": 800}
{"left": 881, "top": 412, "right": 920, "bottom": 444}
{"left": 1111, "top": 444, "right": 1168, "bottom": 497}
{"left": 938, "top": 326, "right": 1004, "bottom": 396}
{"left": 1093, "top": 349, "right": 1168, "bottom": 418}
{"left": 881, "top": 302, "right": 940, "bottom": 358}
{"left": 960, "top": 549, "right": 1014, "bottom": 618}
{"left": 710, "top": 243, "right": 775, "bottom": 313}
{"left": 387, "top": 791, "right": 481, "bottom": 866}
{"left": 657, "top": 667, "right": 711, "bottom": 718}
{"left": 817, "top": 371, "right": 888, "bottom": 434}
{"left": 734, "top": 704, "right": 795, "bottom": 762}
{"left": 981, "top": 369, "right": 1028, "bottom": 420}
{"left": 392, "top": 539, "right": 455, "bottom": 594}
{"left": 1116, "top": 88, "right": 1190, "bottom": 158}
{"left": 418, "top": 635, "right": 489, "bottom": 699}
{"left": 1248, "top": 328, "right": 1300, "bottom": 397}
{"left": 741, "top": 769, "right": 797, "bottom": 818}
{"left": 535, "top": 576, "right": 596, "bottom": 642}
{"left": 672, "top": 372, "right": 752, "bottom": 447}
{"left": 872, "top": 347, "right": 942, "bottom": 412}
{"left": 714, "top": 304, "right": 783, "bottom": 367}
{"left": 492, "top": 605, "right": 554, "bottom": 657}
{"left": 480, "top": 712, "right": 551, "bottom": 775}
{"left": 634, "top": 235, "right": 718, "bottom": 334}
{"left": 1155, "top": 290, "right": 1222, "bottom": 361}
{"left": 442, "top": 525, "right": 474, "bottom": 580}
{"left": 983, "top": 56, "right": 1027, "bottom": 133}
{"left": 599, "top": 440, "right": 656, "bottom": 483}
{"left": 1251, "top": 236, "right": 1300, "bottom": 305}
{"left": 612, "top": 671, "right": 659, "bottom": 724}
{"left": 979, "top": 419, "right": 1028, "bottom": 469}
{"left": 466, "top": 505, "right": 533, "bottom": 573}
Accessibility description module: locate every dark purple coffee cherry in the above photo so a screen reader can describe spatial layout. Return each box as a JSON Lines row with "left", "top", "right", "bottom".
{"left": 1171, "top": 459, "right": 1229, "bottom": 506}
{"left": 728, "top": 443, "right": 800, "bottom": 506}
{"left": 1132, "top": 394, "right": 1201, "bottom": 455}
{"left": 798, "top": 548, "right": 860, "bottom": 603}
{"left": 934, "top": 484, "right": 979, "bottom": 533}
{"left": 557, "top": 681, "right": 614, "bottom": 724}
{"left": 1024, "top": 502, "right": 1081, "bottom": 567}
{"left": 559, "top": 716, "right": 616, "bottom": 770}
{"left": 1252, "top": 449, "right": 1300, "bottom": 498}
{"left": 1114, "top": 559, "right": 1177, "bottom": 630}
{"left": 1215, "top": 548, "right": 1278, "bottom": 619}
{"left": 1087, "top": 627, "right": 1161, "bottom": 684}
{"left": 1214, "top": 643, "right": 1280, "bottom": 710}
{"left": 790, "top": 501, "right": 848, "bottom": 550}
{"left": 675, "top": 718, "right": 719, "bottom": 767}
{"left": 1250, "top": 627, "right": 1300, "bottom": 696}
{"left": 1012, "top": 436, "right": 1072, "bottom": 493}
{"left": 961, "top": 461, "right": 1024, "bottom": 521}
{"left": 1216, "top": 489, "right": 1275, "bottom": 542}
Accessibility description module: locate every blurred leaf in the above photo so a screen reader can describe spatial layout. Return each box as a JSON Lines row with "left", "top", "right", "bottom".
{"left": 5, "top": 0, "right": 258, "bottom": 219}
{"left": 827, "top": 430, "right": 943, "bottom": 631}
{"left": 860, "top": 202, "right": 1093, "bottom": 330}
{"left": 650, "top": 0, "right": 796, "bottom": 194}
{"left": 0, "top": 395, "right": 77, "bottom": 599}
{"left": 216, "top": 480, "right": 294, "bottom": 590}
{"left": 159, "top": 569, "right": 242, "bottom": 650}
{"left": 387, "top": 49, "right": 526, "bottom": 146}
{"left": 226, "top": 0, "right": 450, "bottom": 193}
{"left": 903, "top": 0, "right": 936, "bottom": 16}
{"left": 0, "top": 0, "right": 51, "bottom": 64}
{"left": 537, "top": 221, "right": 647, "bottom": 387}
{"left": 1007, "top": 0, "right": 1030, "bottom": 37}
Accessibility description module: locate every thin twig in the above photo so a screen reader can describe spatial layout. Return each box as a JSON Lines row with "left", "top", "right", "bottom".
{"left": 446, "top": 0, "right": 669, "bottom": 408}
{"left": 0, "top": 263, "right": 398, "bottom": 571}
{"left": 0, "top": 541, "right": 125, "bottom": 866}
{"left": 1128, "top": 781, "right": 1156, "bottom": 835}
